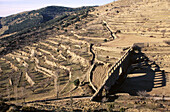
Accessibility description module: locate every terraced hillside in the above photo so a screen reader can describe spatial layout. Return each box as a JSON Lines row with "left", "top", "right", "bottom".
{"left": 90, "top": 0, "right": 170, "bottom": 38}
{"left": 0, "top": 29, "right": 124, "bottom": 103}
{"left": 0, "top": 5, "right": 116, "bottom": 103}
{"left": 0, "top": 0, "right": 170, "bottom": 111}
{"left": 0, "top": 34, "right": 90, "bottom": 102}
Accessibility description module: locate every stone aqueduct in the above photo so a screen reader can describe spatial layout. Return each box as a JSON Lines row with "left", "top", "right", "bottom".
{"left": 90, "top": 44, "right": 144, "bottom": 101}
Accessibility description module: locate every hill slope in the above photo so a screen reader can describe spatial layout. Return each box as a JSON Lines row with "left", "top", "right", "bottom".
{"left": 0, "top": 6, "right": 91, "bottom": 35}
{"left": 90, "top": 0, "right": 170, "bottom": 38}
{"left": 0, "top": 0, "right": 170, "bottom": 111}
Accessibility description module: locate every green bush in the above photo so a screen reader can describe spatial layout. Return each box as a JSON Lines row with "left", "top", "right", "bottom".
{"left": 104, "top": 39, "right": 107, "bottom": 42}
{"left": 120, "top": 107, "right": 125, "bottom": 112}
{"left": 56, "top": 27, "right": 60, "bottom": 30}
{"left": 73, "top": 79, "right": 80, "bottom": 87}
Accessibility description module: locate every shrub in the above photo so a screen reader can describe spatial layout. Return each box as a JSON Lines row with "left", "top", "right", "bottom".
{"left": 73, "top": 79, "right": 80, "bottom": 87}
{"left": 120, "top": 107, "right": 125, "bottom": 112}
{"left": 115, "top": 30, "right": 121, "bottom": 34}
{"left": 63, "top": 22, "right": 71, "bottom": 27}
{"left": 102, "top": 23, "right": 107, "bottom": 26}
{"left": 74, "top": 17, "right": 80, "bottom": 22}
{"left": 104, "top": 39, "right": 107, "bottom": 42}
{"left": 164, "top": 40, "right": 170, "bottom": 45}
{"left": 75, "top": 25, "right": 78, "bottom": 29}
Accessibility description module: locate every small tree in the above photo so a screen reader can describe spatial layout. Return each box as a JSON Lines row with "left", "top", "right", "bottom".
{"left": 120, "top": 107, "right": 125, "bottom": 112}
{"left": 56, "top": 27, "right": 60, "bottom": 30}
{"left": 73, "top": 79, "right": 80, "bottom": 87}
{"left": 75, "top": 25, "right": 78, "bottom": 29}
{"left": 104, "top": 39, "right": 108, "bottom": 42}
{"left": 102, "top": 22, "right": 107, "bottom": 26}
{"left": 115, "top": 30, "right": 121, "bottom": 34}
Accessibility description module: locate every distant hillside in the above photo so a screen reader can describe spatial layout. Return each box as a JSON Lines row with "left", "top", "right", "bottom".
{"left": 0, "top": 6, "right": 92, "bottom": 35}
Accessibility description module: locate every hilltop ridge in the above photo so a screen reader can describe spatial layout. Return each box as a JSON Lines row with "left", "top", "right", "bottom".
{"left": 0, "top": 6, "right": 93, "bottom": 36}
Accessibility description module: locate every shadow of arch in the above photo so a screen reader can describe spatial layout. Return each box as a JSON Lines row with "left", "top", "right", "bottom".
{"left": 153, "top": 70, "right": 166, "bottom": 88}
{"left": 91, "top": 46, "right": 167, "bottom": 102}
{"left": 115, "top": 52, "right": 166, "bottom": 96}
